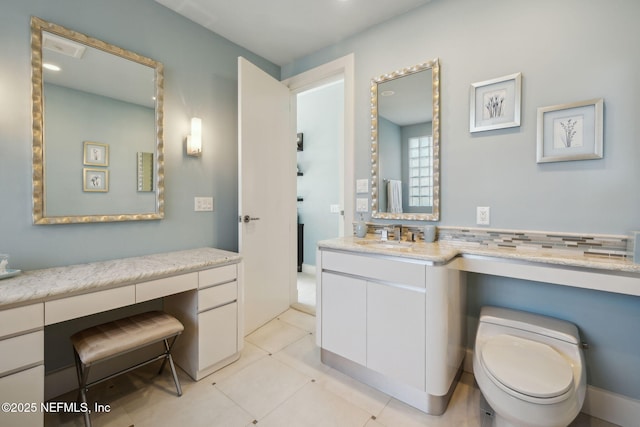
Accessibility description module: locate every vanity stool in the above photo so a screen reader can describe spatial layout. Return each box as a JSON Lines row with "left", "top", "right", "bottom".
{"left": 70, "top": 311, "right": 184, "bottom": 427}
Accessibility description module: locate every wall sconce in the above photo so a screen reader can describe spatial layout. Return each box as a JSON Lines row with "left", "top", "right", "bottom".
{"left": 186, "top": 117, "right": 202, "bottom": 157}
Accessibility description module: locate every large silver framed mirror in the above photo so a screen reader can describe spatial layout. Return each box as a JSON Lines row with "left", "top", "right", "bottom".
{"left": 31, "top": 17, "right": 164, "bottom": 224}
{"left": 371, "top": 58, "right": 439, "bottom": 221}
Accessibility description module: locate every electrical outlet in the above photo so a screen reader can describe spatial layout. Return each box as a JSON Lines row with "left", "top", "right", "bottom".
{"left": 477, "top": 206, "right": 490, "bottom": 225}
{"left": 356, "top": 198, "right": 369, "bottom": 213}
{"left": 194, "top": 197, "right": 214, "bottom": 212}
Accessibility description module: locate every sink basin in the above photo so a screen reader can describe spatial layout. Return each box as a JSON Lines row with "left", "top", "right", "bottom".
{"left": 356, "top": 240, "right": 413, "bottom": 250}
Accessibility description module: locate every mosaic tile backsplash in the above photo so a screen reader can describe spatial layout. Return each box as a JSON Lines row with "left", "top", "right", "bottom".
{"left": 437, "top": 227, "right": 630, "bottom": 259}
{"left": 355, "top": 224, "right": 631, "bottom": 259}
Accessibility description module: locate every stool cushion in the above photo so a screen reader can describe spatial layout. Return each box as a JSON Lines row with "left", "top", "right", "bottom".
{"left": 71, "top": 311, "right": 183, "bottom": 365}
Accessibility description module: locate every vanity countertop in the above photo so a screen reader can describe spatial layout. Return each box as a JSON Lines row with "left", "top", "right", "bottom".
{"left": 319, "top": 236, "right": 640, "bottom": 275}
{"left": 0, "top": 247, "right": 241, "bottom": 309}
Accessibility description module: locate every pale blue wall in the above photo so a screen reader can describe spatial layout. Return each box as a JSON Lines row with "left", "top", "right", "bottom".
{"left": 283, "top": 0, "right": 640, "bottom": 400}
{"left": 297, "top": 81, "right": 343, "bottom": 266}
{"left": 0, "top": 0, "right": 279, "bottom": 270}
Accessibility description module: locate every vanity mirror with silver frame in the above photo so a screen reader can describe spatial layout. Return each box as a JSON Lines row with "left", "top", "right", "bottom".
{"left": 371, "top": 58, "right": 439, "bottom": 221}
{"left": 31, "top": 17, "right": 164, "bottom": 224}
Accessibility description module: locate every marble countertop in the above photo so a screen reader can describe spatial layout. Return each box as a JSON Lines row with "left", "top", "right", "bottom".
{"left": 0, "top": 248, "right": 241, "bottom": 309}
{"left": 319, "top": 236, "right": 640, "bottom": 274}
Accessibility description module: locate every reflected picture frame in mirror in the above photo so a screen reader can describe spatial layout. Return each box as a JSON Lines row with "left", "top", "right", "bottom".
{"left": 31, "top": 16, "right": 165, "bottom": 224}
{"left": 370, "top": 58, "right": 440, "bottom": 221}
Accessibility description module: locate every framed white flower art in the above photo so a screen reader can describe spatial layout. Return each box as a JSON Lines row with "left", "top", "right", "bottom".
{"left": 536, "top": 98, "right": 603, "bottom": 163}
{"left": 470, "top": 72, "right": 522, "bottom": 132}
{"left": 83, "top": 141, "right": 109, "bottom": 166}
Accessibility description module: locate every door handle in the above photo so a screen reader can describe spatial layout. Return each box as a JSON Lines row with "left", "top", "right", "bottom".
{"left": 242, "top": 215, "right": 260, "bottom": 223}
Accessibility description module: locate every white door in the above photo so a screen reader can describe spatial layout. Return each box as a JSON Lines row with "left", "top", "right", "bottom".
{"left": 238, "top": 57, "right": 295, "bottom": 334}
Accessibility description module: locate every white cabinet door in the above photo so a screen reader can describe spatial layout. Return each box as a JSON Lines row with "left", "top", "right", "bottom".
{"left": 199, "top": 302, "right": 238, "bottom": 370}
{"left": 0, "top": 365, "right": 44, "bottom": 427}
{"left": 321, "top": 272, "right": 366, "bottom": 366}
{"left": 367, "top": 281, "right": 426, "bottom": 391}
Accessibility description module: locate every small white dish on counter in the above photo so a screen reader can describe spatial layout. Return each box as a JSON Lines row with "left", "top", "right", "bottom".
{"left": 0, "top": 269, "right": 21, "bottom": 280}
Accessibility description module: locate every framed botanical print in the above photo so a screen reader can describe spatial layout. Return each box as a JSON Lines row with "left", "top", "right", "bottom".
{"left": 83, "top": 141, "right": 109, "bottom": 166}
{"left": 537, "top": 99, "right": 603, "bottom": 163}
{"left": 83, "top": 168, "right": 109, "bottom": 192}
{"left": 470, "top": 73, "right": 522, "bottom": 132}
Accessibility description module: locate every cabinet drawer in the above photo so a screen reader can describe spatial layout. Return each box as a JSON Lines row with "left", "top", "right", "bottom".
{"left": 0, "top": 330, "right": 44, "bottom": 374}
{"left": 198, "top": 302, "right": 238, "bottom": 370}
{"left": 322, "top": 251, "right": 425, "bottom": 288}
{"left": 136, "top": 272, "right": 197, "bottom": 302}
{"left": 45, "top": 285, "right": 135, "bottom": 325}
{"left": 199, "top": 264, "right": 237, "bottom": 288}
{"left": 0, "top": 304, "right": 43, "bottom": 339}
{"left": 199, "top": 282, "right": 237, "bottom": 312}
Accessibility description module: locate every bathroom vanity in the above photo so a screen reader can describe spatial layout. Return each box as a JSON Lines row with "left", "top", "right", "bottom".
{"left": 317, "top": 242, "right": 466, "bottom": 415}
{"left": 317, "top": 233, "right": 640, "bottom": 422}
{"left": 0, "top": 248, "right": 243, "bottom": 427}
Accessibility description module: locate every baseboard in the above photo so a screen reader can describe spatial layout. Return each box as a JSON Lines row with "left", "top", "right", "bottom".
{"left": 464, "top": 348, "right": 640, "bottom": 426}
{"left": 582, "top": 385, "right": 640, "bottom": 427}
{"left": 45, "top": 365, "right": 77, "bottom": 401}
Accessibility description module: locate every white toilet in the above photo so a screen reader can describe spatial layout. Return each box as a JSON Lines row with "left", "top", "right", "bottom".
{"left": 473, "top": 306, "right": 586, "bottom": 427}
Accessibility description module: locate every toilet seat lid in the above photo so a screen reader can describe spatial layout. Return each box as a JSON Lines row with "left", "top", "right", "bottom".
{"left": 481, "top": 334, "right": 574, "bottom": 399}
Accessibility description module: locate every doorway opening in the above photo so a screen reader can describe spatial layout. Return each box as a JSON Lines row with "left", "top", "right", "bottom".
{"left": 283, "top": 54, "right": 354, "bottom": 316}
{"left": 292, "top": 80, "right": 344, "bottom": 315}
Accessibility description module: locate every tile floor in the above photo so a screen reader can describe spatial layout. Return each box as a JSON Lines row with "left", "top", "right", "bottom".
{"left": 46, "top": 308, "right": 617, "bottom": 427}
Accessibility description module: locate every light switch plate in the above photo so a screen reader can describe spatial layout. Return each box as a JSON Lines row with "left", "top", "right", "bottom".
{"left": 356, "top": 198, "right": 369, "bottom": 213}
{"left": 356, "top": 179, "right": 369, "bottom": 194}
{"left": 330, "top": 204, "right": 341, "bottom": 213}
{"left": 195, "top": 197, "right": 214, "bottom": 212}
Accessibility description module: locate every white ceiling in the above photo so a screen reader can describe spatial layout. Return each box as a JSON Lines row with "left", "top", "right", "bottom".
{"left": 154, "top": 0, "right": 433, "bottom": 66}
{"left": 42, "top": 31, "right": 156, "bottom": 108}
{"left": 378, "top": 69, "right": 433, "bottom": 126}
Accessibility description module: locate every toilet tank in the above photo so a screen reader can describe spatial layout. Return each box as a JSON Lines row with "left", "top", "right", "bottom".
{"left": 479, "top": 306, "right": 580, "bottom": 345}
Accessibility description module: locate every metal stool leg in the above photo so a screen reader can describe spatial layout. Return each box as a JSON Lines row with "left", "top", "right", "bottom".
{"left": 74, "top": 350, "right": 92, "bottom": 427}
{"left": 158, "top": 336, "right": 182, "bottom": 396}
{"left": 168, "top": 353, "right": 182, "bottom": 397}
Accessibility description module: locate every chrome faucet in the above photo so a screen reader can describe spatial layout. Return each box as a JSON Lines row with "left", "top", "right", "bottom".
{"left": 392, "top": 224, "right": 402, "bottom": 241}
{"left": 381, "top": 224, "right": 402, "bottom": 241}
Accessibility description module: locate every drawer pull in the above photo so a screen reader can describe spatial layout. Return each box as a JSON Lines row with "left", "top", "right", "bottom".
{"left": 199, "top": 299, "right": 236, "bottom": 314}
